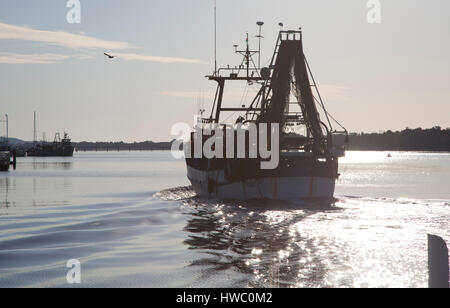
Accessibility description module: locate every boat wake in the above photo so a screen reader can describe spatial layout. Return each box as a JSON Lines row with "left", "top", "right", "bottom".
{"left": 155, "top": 186, "right": 449, "bottom": 287}
{"left": 155, "top": 186, "right": 197, "bottom": 201}
{"left": 156, "top": 185, "right": 341, "bottom": 210}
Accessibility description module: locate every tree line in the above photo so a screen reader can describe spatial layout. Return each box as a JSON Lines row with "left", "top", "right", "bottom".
{"left": 347, "top": 127, "right": 450, "bottom": 151}
{"left": 15, "top": 127, "right": 450, "bottom": 152}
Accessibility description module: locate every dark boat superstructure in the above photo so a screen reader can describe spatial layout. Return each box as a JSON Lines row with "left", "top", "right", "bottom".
{"left": 27, "top": 132, "right": 74, "bottom": 157}
{"left": 185, "top": 29, "right": 347, "bottom": 200}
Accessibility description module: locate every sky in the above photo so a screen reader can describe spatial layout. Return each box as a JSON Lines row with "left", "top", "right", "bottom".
{"left": 0, "top": 0, "right": 449, "bottom": 142}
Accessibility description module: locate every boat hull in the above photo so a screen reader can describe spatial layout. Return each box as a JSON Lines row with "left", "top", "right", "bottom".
{"left": 27, "top": 146, "right": 74, "bottom": 157}
{"left": 185, "top": 156, "right": 338, "bottom": 200}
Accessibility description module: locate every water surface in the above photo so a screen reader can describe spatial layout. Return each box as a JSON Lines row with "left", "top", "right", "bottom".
{"left": 0, "top": 151, "right": 448, "bottom": 287}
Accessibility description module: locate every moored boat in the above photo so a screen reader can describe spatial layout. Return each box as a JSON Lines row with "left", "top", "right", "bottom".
{"left": 27, "top": 132, "right": 74, "bottom": 157}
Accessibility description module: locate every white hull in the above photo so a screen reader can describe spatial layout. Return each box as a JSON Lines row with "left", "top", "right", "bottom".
{"left": 186, "top": 165, "right": 335, "bottom": 200}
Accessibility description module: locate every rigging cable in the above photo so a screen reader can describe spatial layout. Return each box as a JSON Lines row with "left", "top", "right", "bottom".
{"left": 304, "top": 55, "right": 333, "bottom": 131}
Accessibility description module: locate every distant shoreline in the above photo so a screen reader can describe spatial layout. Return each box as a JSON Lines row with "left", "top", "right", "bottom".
{"left": 346, "top": 127, "right": 450, "bottom": 152}
{"left": 72, "top": 127, "right": 450, "bottom": 152}
{"left": 72, "top": 149, "right": 450, "bottom": 153}
{"left": 73, "top": 140, "right": 174, "bottom": 152}
{"left": 3, "top": 127, "right": 450, "bottom": 153}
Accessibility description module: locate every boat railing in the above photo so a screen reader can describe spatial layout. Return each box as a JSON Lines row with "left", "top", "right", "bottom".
{"left": 278, "top": 30, "right": 302, "bottom": 41}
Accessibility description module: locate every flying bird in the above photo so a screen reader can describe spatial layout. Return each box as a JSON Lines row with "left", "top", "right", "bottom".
{"left": 104, "top": 53, "right": 115, "bottom": 59}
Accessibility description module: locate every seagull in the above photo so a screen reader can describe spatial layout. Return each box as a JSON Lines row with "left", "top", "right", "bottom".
{"left": 104, "top": 52, "right": 115, "bottom": 59}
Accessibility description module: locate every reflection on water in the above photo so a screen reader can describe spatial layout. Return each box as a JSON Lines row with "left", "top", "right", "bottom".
{"left": 0, "top": 177, "right": 13, "bottom": 210}
{"left": 29, "top": 161, "right": 73, "bottom": 170}
{"left": 181, "top": 197, "right": 340, "bottom": 287}
{"left": 0, "top": 152, "right": 186, "bottom": 215}
{"left": 156, "top": 184, "right": 449, "bottom": 288}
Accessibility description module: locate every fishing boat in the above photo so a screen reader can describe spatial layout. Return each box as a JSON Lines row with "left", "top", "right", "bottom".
{"left": 184, "top": 27, "right": 347, "bottom": 200}
{"left": 27, "top": 132, "right": 74, "bottom": 157}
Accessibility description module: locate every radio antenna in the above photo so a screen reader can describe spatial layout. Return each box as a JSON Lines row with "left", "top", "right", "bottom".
{"left": 214, "top": 0, "right": 217, "bottom": 75}
{"left": 256, "top": 21, "right": 264, "bottom": 69}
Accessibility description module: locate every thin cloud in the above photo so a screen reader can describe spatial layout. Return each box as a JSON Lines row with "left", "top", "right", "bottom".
{"left": 113, "top": 53, "right": 207, "bottom": 64}
{"left": 161, "top": 85, "right": 351, "bottom": 103}
{"left": 0, "top": 23, "right": 206, "bottom": 64}
{"left": 0, "top": 22, "right": 133, "bottom": 49}
{"left": 161, "top": 91, "right": 215, "bottom": 99}
{"left": 161, "top": 88, "right": 259, "bottom": 102}
{"left": 318, "top": 85, "right": 352, "bottom": 102}
{"left": 0, "top": 53, "right": 70, "bottom": 64}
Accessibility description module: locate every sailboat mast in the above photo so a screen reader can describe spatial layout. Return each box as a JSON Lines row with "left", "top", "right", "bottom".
{"left": 33, "top": 111, "right": 37, "bottom": 144}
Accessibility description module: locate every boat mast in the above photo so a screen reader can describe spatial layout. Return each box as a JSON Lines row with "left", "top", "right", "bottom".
{"left": 214, "top": 0, "right": 217, "bottom": 75}
{"left": 33, "top": 111, "right": 37, "bottom": 144}
{"left": 246, "top": 33, "right": 250, "bottom": 78}
{"left": 256, "top": 21, "right": 264, "bottom": 70}
{"left": 207, "top": 24, "right": 266, "bottom": 123}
